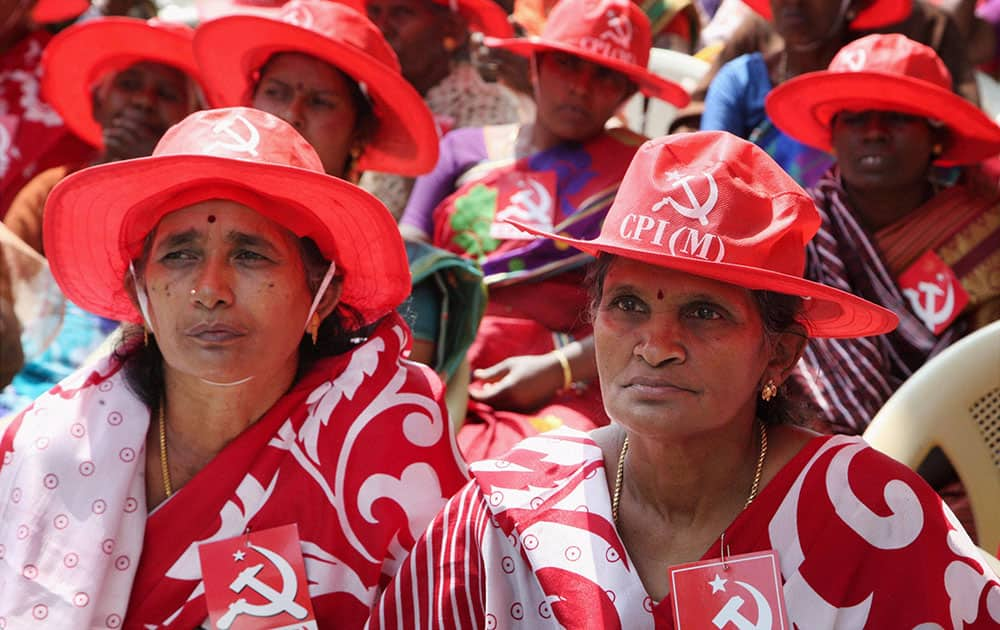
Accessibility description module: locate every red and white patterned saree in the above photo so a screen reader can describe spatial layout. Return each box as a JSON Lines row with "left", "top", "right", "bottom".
{"left": 0, "top": 314, "right": 468, "bottom": 628}
{"left": 370, "top": 428, "right": 1000, "bottom": 629}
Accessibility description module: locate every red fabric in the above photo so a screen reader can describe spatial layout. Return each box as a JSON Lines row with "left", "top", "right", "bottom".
{"left": 0, "top": 31, "right": 93, "bottom": 217}
{"left": 371, "top": 429, "right": 1000, "bottom": 628}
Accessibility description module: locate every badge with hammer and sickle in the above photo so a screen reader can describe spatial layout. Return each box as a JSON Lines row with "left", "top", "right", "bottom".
{"left": 898, "top": 250, "right": 969, "bottom": 335}
{"left": 200, "top": 524, "right": 318, "bottom": 630}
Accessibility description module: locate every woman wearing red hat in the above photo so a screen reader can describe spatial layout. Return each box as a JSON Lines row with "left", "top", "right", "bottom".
{"left": 194, "top": 0, "right": 486, "bottom": 410}
{"left": 699, "top": 0, "right": 978, "bottom": 188}
{"left": 399, "top": 0, "right": 690, "bottom": 461}
{"left": 0, "top": 17, "right": 205, "bottom": 419}
{"left": 369, "top": 131, "right": 999, "bottom": 629}
{"left": 0, "top": 107, "right": 467, "bottom": 627}
{"left": 766, "top": 33, "right": 1000, "bottom": 437}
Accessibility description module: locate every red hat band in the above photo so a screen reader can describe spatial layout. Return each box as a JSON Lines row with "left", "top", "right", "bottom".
{"left": 827, "top": 34, "right": 950, "bottom": 89}
{"left": 541, "top": 0, "right": 652, "bottom": 68}
{"left": 274, "top": 0, "right": 399, "bottom": 70}
{"left": 154, "top": 107, "right": 324, "bottom": 170}
{"left": 603, "top": 134, "right": 815, "bottom": 275}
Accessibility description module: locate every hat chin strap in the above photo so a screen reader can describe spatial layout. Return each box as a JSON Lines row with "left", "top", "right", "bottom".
{"left": 303, "top": 261, "right": 337, "bottom": 335}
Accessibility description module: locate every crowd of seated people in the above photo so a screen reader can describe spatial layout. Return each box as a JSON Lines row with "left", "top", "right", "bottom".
{"left": 0, "top": 0, "right": 996, "bottom": 626}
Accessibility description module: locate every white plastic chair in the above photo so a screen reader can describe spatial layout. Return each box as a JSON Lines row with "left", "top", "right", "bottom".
{"left": 622, "top": 48, "right": 709, "bottom": 138}
{"left": 863, "top": 320, "right": 1000, "bottom": 554}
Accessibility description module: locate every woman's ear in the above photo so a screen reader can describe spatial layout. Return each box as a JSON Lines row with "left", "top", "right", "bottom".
{"left": 767, "top": 326, "right": 808, "bottom": 385}
{"left": 316, "top": 277, "right": 344, "bottom": 321}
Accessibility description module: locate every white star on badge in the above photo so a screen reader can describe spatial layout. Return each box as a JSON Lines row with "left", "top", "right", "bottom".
{"left": 709, "top": 573, "right": 728, "bottom": 593}
{"left": 232, "top": 549, "right": 246, "bottom": 562}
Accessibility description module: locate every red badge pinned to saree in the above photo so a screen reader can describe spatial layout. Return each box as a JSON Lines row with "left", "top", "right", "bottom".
{"left": 898, "top": 250, "right": 969, "bottom": 335}
{"left": 490, "top": 170, "right": 558, "bottom": 240}
{"left": 669, "top": 550, "right": 789, "bottom": 630}
{"left": 199, "top": 523, "right": 318, "bottom": 630}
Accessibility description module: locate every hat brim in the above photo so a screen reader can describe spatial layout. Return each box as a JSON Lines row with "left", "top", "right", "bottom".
{"left": 484, "top": 36, "right": 692, "bottom": 107}
{"left": 765, "top": 71, "right": 1000, "bottom": 166}
{"left": 508, "top": 221, "right": 899, "bottom": 339}
{"left": 41, "top": 19, "right": 203, "bottom": 149}
{"left": 194, "top": 17, "right": 440, "bottom": 176}
{"left": 42, "top": 155, "right": 410, "bottom": 326}
{"left": 743, "top": 0, "right": 911, "bottom": 30}
{"left": 31, "top": 0, "right": 89, "bottom": 23}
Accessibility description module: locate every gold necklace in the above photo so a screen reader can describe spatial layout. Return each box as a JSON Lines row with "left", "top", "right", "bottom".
{"left": 158, "top": 404, "right": 173, "bottom": 498}
{"left": 611, "top": 422, "right": 768, "bottom": 526}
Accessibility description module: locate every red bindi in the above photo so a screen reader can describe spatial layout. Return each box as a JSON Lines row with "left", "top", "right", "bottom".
{"left": 207, "top": 215, "right": 216, "bottom": 223}
{"left": 656, "top": 289, "right": 664, "bottom": 300}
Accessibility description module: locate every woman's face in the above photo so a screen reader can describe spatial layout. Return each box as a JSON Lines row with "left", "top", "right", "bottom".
{"left": 769, "top": 0, "right": 850, "bottom": 48}
{"left": 93, "top": 61, "right": 193, "bottom": 160}
{"left": 140, "top": 200, "right": 321, "bottom": 386}
{"left": 252, "top": 52, "right": 361, "bottom": 177}
{"left": 534, "top": 52, "right": 633, "bottom": 144}
{"left": 831, "top": 109, "right": 936, "bottom": 196}
{"left": 593, "top": 257, "right": 774, "bottom": 439}
{"left": 366, "top": 0, "right": 458, "bottom": 93}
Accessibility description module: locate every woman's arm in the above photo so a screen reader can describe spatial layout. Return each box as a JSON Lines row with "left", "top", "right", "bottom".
{"left": 399, "top": 128, "right": 488, "bottom": 241}
{"left": 700, "top": 54, "right": 759, "bottom": 136}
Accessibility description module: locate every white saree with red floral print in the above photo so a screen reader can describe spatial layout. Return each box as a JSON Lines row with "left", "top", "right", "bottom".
{"left": 370, "top": 428, "right": 1000, "bottom": 629}
{"left": 0, "top": 314, "right": 468, "bottom": 628}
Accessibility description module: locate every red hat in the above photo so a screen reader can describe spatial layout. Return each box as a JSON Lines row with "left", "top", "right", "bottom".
{"left": 42, "top": 107, "right": 409, "bottom": 326}
{"left": 31, "top": 0, "right": 89, "bottom": 23}
{"left": 742, "top": 0, "right": 910, "bottom": 30}
{"left": 511, "top": 131, "right": 898, "bottom": 338}
{"left": 765, "top": 34, "right": 1000, "bottom": 166}
{"left": 196, "top": 0, "right": 365, "bottom": 23}
{"left": 483, "top": 0, "right": 690, "bottom": 106}
{"left": 41, "top": 18, "right": 204, "bottom": 149}
{"left": 194, "top": 0, "right": 440, "bottom": 176}
{"left": 429, "top": 0, "right": 515, "bottom": 37}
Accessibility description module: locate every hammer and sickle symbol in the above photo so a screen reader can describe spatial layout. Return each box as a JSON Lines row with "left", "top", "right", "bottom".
{"left": 204, "top": 114, "right": 261, "bottom": 157}
{"left": 711, "top": 581, "right": 774, "bottom": 630}
{"left": 902, "top": 276, "right": 956, "bottom": 332}
{"left": 216, "top": 543, "right": 308, "bottom": 629}
{"left": 650, "top": 172, "right": 719, "bottom": 226}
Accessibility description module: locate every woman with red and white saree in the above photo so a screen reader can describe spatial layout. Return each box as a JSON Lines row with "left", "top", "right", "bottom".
{"left": 0, "top": 107, "right": 467, "bottom": 628}
{"left": 369, "top": 132, "right": 1000, "bottom": 628}
{"left": 398, "top": 0, "right": 690, "bottom": 460}
{"left": 766, "top": 33, "right": 1000, "bottom": 436}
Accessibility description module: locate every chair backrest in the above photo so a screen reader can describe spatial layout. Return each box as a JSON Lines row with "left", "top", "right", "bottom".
{"left": 622, "top": 48, "right": 709, "bottom": 137}
{"left": 863, "top": 320, "right": 1000, "bottom": 554}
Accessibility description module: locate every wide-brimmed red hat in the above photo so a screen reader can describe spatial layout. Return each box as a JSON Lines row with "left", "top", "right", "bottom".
{"left": 194, "top": 0, "right": 439, "bottom": 176}
{"left": 41, "top": 17, "right": 204, "bottom": 149}
{"left": 511, "top": 131, "right": 898, "bottom": 338}
{"left": 42, "top": 107, "right": 410, "bottom": 326}
{"left": 430, "top": 0, "right": 515, "bottom": 37}
{"left": 31, "top": 0, "right": 89, "bottom": 23}
{"left": 766, "top": 34, "right": 1000, "bottom": 166}
{"left": 742, "top": 0, "right": 910, "bottom": 30}
{"left": 484, "top": 0, "right": 689, "bottom": 106}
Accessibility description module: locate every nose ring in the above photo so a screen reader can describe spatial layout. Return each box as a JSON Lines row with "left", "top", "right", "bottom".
{"left": 190, "top": 288, "right": 197, "bottom": 296}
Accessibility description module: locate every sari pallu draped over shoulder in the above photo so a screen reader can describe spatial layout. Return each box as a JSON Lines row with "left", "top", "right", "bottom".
{"left": 368, "top": 429, "right": 1000, "bottom": 629}
{"left": 430, "top": 129, "right": 645, "bottom": 460}
{"left": 792, "top": 167, "right": 1000, "bottom": 434}
{"left": 0, "top": 313, "right": 468, "bottom": 628}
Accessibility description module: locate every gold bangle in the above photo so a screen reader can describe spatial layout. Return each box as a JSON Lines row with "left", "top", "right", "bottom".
{"left": 551, "top": 348, "right": 572, "bottom": 391}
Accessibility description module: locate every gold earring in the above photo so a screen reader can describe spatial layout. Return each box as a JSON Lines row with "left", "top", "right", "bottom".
{"left": 761, "top": 379, "right": 778, "bottom": 402}
{"left": 346, "top": 145, "right": 363, "bottom": 183}
{"left": 143, "top": 324, "right": 150, "bottom": 347}
{"left": 308, "top": 313, "right": 321, "bottom": 346}
{"left": 442, "top": 36, "right": 457, "bottom": 52}
{"left": 931, "top": 143, "right": 943, "bottom": 158}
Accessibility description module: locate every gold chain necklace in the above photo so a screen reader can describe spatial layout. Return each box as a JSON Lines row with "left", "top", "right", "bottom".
{"left": 611, "top": 421, "right": 768, "bottom": 526}
{"left": 158, "top": 404, "right": 173, "bottom": 498}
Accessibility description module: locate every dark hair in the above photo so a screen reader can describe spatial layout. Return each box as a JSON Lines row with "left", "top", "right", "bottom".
{"left": 252, "top": 53, "right": 378, "bottom": 174}
{"left": 114, "top": 235, "right": 370, "bottom": 411}
{"left": 585, "top": 253, "right": 809, "bottom": 426}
